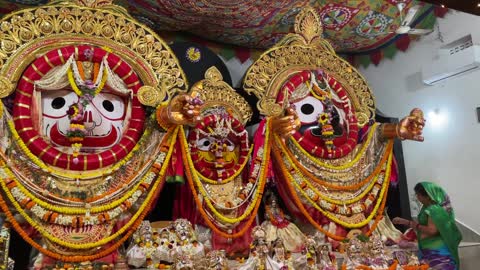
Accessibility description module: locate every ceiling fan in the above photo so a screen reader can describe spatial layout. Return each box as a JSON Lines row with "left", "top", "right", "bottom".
{"left": 392, "top": 3, "right": 434, "bottom": 35}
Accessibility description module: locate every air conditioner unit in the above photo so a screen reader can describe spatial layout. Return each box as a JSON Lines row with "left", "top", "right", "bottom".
{"left": 422, "top": 36, "right": 480, "bottom": 85}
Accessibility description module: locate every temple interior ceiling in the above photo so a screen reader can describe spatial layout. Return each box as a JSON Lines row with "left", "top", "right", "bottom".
{"left": 0, "top": 0, "right": 442, "bottom": 55}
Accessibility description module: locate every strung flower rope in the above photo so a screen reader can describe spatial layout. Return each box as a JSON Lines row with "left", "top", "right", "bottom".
{"left": 265, "top": 205, "right": 289, "bottom": 228}
{"left": 66, "top": 65, "right": 109, "bottom": 163}
{"left": 288, "top": 150, "right": 391, "bottom": 228}
{"left": 6, "top": 119, "right": 146, "bottom": 180}
{"left": 273, "top": 139, "right": 392, "bottom": 229}
{"left": 4, "top": 134, "right": 157, "bottom": 208}
{"left": 275, "top": 142, "right": 390, "bottom": 217}
{"left": 0, "top": 127, "right": 172, "bottom": 214}
{"left": 181, "top": 126, "right": 265, "bottom": 224}
{"left": 0, "top": 183, "right": 152, "bottom": 262}
{"left": 67, "top": 64, "right": 108, "bottom": 98}
{"left": 289, "top": 123, "right": 379, "bottom": 171}
{"left": 190, "top": 114, "right": 252, "bottom": 184}
{"left": 283, "top": 137, "right": 392, "bottom": 191}
{"left": 3, "top": 166, "right": 155, "bottom": 226}
{"left": 180, "top": 120, "right": 272, "bottom": 238}
{"left": 274, "top": 144, "right": 390, "bottom": 240}
{"left": 197, "top": 175, "right": 259, "bottom": 211}
{"left": 277, "top": 135, "right": 393, "bottom": 204}
{"left": 0, "top": 127, "right": 179, "bottom": 249}
{"left": 192, "top": 146, "right": 253, "bottom": 185}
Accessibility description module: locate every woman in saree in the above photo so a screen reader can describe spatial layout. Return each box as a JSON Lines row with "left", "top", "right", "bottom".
{"left": 393, "top": 182, "right": 462, "bottom": 270}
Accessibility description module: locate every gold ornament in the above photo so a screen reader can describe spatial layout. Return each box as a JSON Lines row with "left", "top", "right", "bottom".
{"left": 0, "top": 0, "right": 188, "bottom": 260}
{"left": 243, "top": 6, "right": 375, "bottom": 126}
{"left": 192, "top": 66, "right": 253, "bottom": 125}
{"left": 71, "top": 0, "right": 114, "bottom": 8}
{"left": 0, "top": 77, "right": 13, "bottom": 98}
{"left": 0, "top": 2, "right": 187, "bottom": 100}
{"left": 137, "top": 85, "right": 165, "bottom": 107}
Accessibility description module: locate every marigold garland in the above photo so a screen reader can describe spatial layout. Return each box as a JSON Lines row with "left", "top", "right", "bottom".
{"left": 7, "top": 120, "right": 146, "bottom": 180}
{"left": 277, "top": 135, "right": 393, "bottom": 205}
{"left": 0, "top": 127, "right": 174, "bottom": 215}
{"left": 3, "top": 162, "right": 150, "bottom": 215}
{"left": 289, "top": 123, "right": 379, "bottom": 171}
{"left": 180, "top": 121, "right": 271, "bottom": 238}
{"left": 0, "top": 183, "right": 154, "bottom": 262}
{"left": 282, "top": 148, "right": 392, "bottom": 228}
{"left": 272, "top": 139, "right": 391, "bottom": 239}
{"left": 0, "top": 127, "right": 179, "bottom": 249}
{"left": 189, "top": 114, "right": 253, "bottom": 184}
{"left": 283, "top": 137, "right": 393, "bottom": 191}
{"left": 3, "top": 169, "right": 152, "bottom": 226}
{"left": 181, "top": 126, "right": 265, "bottom": 224}
{"left": 67, "top": 66, "right": 108, "bottom": 97}
{"left": 193, "top": 145, "right": 253, "bottom": 185}
{"left": 265, "top": 205, "right": 289, "bottom": 228}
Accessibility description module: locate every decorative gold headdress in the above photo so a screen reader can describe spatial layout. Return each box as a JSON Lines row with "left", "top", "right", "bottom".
{"left": 0, "top": 0, "right": 187, "bottom": 104}
{"left": 0, "top": 0, "right": 187, "bottom": 262}
{"left": 243, "top": 7, "right": 375, "bottom": 126}
{"left": 191, "top": 66, "right": 253, "bottom": 125}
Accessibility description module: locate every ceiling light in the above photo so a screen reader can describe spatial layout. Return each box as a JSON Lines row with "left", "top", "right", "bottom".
{"left": 478, "top": 3, "right": 480, "bottom": 7}
{"left": 440, "top": 4, "right": 445, "bottom": 8}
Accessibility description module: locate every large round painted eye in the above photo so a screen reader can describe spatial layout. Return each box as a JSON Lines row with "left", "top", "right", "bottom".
{"left": 293, "top": 96, "right": 324, "bottom": 124}
{"left": 224, "top": 139, "right": 235, "bottom": 152}
{"left": 197, "top": 137, "right": 214, "bottom": 151}
{"left": 41, "top": 90, "right": 79, "bottom": 118}
{"left": 91, "top": 93, "right": 126, "bottom": 120}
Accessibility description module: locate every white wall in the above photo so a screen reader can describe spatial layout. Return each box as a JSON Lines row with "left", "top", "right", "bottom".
{"left": 359, "top": 11, "right": 480, "bottom": 234}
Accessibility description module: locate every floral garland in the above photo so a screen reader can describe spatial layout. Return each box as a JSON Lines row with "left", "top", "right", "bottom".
{"left": 289, "top": 74, "right": 359, "bottom": 159}
{"left": 67, "top": 66, "right": 108, "bottom": 97}
{"left": 275, "top": 143, "right": 389, "bottom": 240}
{"left": 285, "top": 148, "right": 391, "bottom": 228}
{"left": 277, "top": 135, "right": 393, "bottom": 205}
{"left": 265, "top": 205, "right": 289, "bottom": 228}
{"left": 189, "top": 114, "right": 252, "bottom": 184}
{"left": 279, "top": 144, "right": 392, "bottom": 218}
{"left": 7, "top": 120, "right": 145, "bottom": 180}
{"left": 4, "top": 137, "right": 157, "bottom": 208}
{"left": 283, "top": 152, "right": 388, "bottom": 209}
{"left": 0, "top": 127, "right": 169, "bottom": 215}
{"left": 193, "top": 146, "right": 253, "bottom": 185}
{"left": 284, "top": 136, "right": 392, "bottom": 191}
{"left": 201, "top": 176, "right": 259, "bottom": 210}
{"left": 181, "top": 125, "right": 266, "bottom": 224}
{"left": 0, "top": 185, "right": 148, "bottom": 262}
{"left": 180, "top": 120, "right": 271, "bottom": 238}
{"left": 66, "top": 63, "right": 108, "bottom": 162}
{"left": 272, "top": 138, "right": 392, "bottom": 230}
{"left": 351, "top": 260, "right": 427, "bottom": 270}
{"left": 289, "top": 123, "right": 378, "bottom": 171}
{"left": 0, "top": 126, "right": 179, "bottom": 250}
{"left": 2, "top": 161, "right": 149, "bottom": 215}
{"left": 4, "top": 170, "right": 152, "bottom": 226}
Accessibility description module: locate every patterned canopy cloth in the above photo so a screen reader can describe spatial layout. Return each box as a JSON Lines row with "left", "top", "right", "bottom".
{"left": 416, "top": 182, "right": 462, "bottom": 270}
